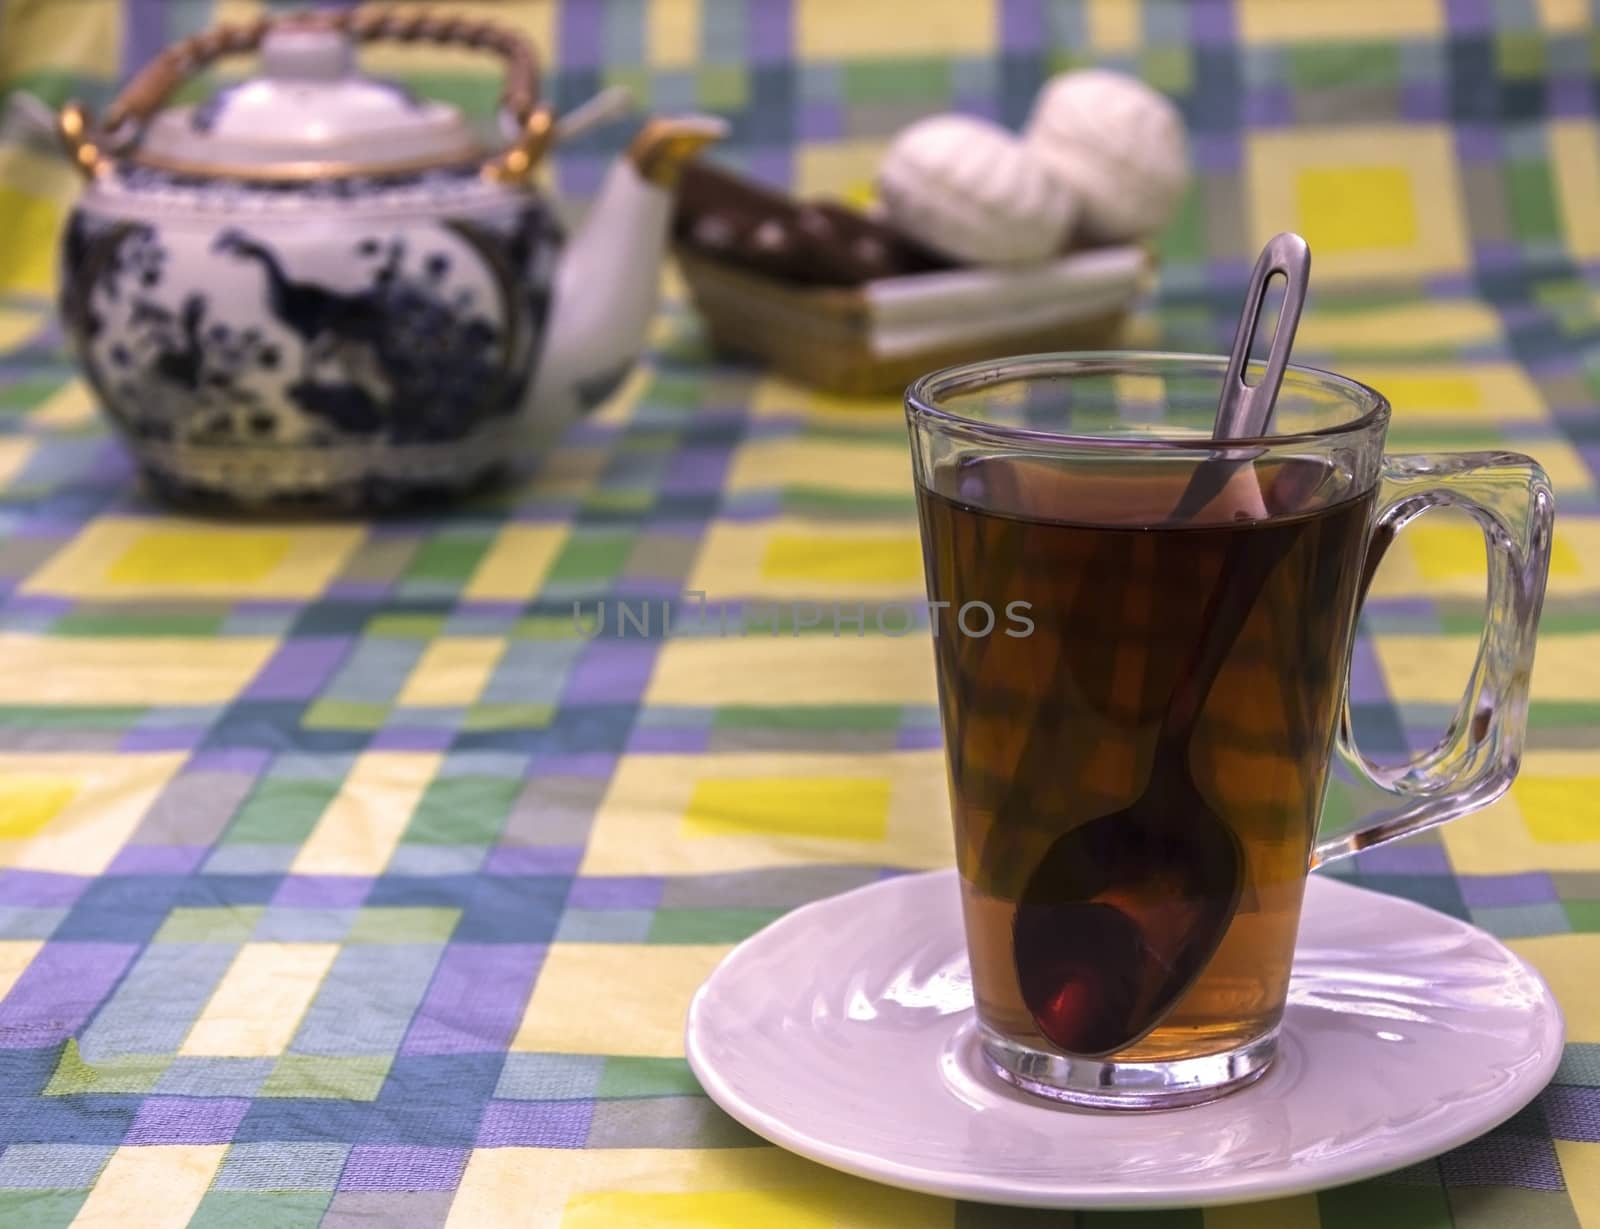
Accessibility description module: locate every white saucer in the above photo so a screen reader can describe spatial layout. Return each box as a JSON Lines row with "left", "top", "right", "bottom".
{"left": 685, "top": 870, "right": 1563, "bottom": 1210}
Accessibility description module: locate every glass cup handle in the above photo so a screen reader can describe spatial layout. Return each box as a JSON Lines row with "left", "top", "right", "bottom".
{"left": 1310, "top": 452, "right": 1556, "bottom": 868}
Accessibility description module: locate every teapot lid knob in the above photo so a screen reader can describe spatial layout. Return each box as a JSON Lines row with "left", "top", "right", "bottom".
{"left": 259, "top": 26, "right": 355, "bottom": 83}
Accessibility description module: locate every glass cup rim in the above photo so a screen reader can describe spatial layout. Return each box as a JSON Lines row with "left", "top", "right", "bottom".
{"left": 904, "top": 350, "right": 1393, "bottom": 452}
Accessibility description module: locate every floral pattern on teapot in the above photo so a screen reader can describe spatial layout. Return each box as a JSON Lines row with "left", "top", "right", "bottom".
{"left": 64, "top": 193, "right": 560, "bottom": 455}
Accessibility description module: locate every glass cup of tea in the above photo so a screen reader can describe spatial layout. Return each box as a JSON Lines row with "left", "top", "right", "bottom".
{"left": 906, "top": 352, "right": 1554, "bottom": 1110}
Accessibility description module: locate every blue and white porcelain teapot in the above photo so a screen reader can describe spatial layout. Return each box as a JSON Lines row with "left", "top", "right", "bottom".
{"left": 56, "top": 7, "right": 722, "bottom": 510}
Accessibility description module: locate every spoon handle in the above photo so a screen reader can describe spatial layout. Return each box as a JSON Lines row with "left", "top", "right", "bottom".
{"left": 1152, "top": 525, "right": 1295, "bottom": 766}
{"left": 1213, "top": 232, "right": 1311, "bottom": 439}
{"left": 1166, "top": 234, "right": 1311, "bottom": 526}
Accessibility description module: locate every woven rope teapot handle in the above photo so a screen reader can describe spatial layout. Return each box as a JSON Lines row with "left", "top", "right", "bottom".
{"left": 59, "top": 4, "right": 552, "bottom": 183}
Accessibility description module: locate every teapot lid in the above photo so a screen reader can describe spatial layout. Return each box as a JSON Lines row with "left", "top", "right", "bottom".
{"left": 132, "top": 26, "right": 483, "bottom": 178}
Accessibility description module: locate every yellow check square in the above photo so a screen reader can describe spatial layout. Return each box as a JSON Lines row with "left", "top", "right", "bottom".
{"left": 0, "top": 753, "right": 184, "bottom": 874}
{"left": 511, "top": 944, "right": 729, "bottom": 1056}
{"left": 582, "top": 751, "right": 952, "bottom": 875}
{"left": 23, "top": 519, "right": 364, "bottom": 599}
{"left": 688, "top": 519, "right": 922, "bottom": 600}
{"left": 1374, "top": 633, "right": 1600, "bottom": 704}
{"left": 0, "top": 634, "right": 277, "bottom": 706}
{"left": 725, "top": 438, "right": 913, "bottom": 496}
{"left": 1550, "top": 121, "right": 1600, "bottom": 260}
{"left": 1345, "top": 363, "right": 1545, "bottom": 423}
{"left": 794, "top": 0, "right": 994, "bottom": 57}
{"left": 648, "top": 637, "right": 937, "bottom": 707}
{"left": 1295, "top": 301, "right": 1502, "bottom": 352}
{"left": 0, "top": 0, "right": 122, "bottom": 77}
{"left": 1247, "top": 127, "right": 1468, "bottom": 282}
{"left": 1443, "top": 752, "right": 1600, "bottom": 872}
{"left": 684, "top": 776, "right": 892, "bottom": 842}
{"left": 0, "top": 151, "right": 76, "bottom": 298}
{"left": 1236, "top": 0, "right": 1443, "bottom": 40}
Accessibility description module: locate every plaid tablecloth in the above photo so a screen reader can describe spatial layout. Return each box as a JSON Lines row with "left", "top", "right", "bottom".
{"left": 0, "top": 0, "right": 1596, "bottom": 1225}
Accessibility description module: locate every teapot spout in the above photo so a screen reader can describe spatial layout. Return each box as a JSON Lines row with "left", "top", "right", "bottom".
{"left": 529, "top": 116, "right": 726, "bottom": 424}
{"left": 628, "top": 116, "right": 727, "bottom": 187}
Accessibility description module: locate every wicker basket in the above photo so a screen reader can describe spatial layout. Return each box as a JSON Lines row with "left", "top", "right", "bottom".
{"left": 675, "top": 247, "right": 1137, "bottom": 397}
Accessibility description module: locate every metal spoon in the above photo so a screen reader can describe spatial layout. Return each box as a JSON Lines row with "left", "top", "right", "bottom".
{"left": 1170, "top": 233, "right": 1311, "bottom": 520}
{"left": 1011, "top": 234, "right": 1312, "bottom": 1058}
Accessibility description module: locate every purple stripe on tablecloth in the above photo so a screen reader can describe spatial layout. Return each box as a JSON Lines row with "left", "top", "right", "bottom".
{"left": 365, "top": 522, "right": 424, "bottom": 542}
{"left": 89, "top": 443, "right": 134, "bottom": 485}
{"left": 1425, "top": 272, "right": 1475, "bottom": 297}
{"left": 476, "top": 1099, "right": 593, "bottom": 1147}
{"left": 1499, "top": 302, "right": 1549, "bottom": 332}
{"left": 662, "top": 447, "right": 733, "bottom": 495}
{"left": 745, "top": 148, "right": 794, "bottom": 191}
{"left": 1399, "top": 82, "right": 1447, "bottom": 122}
{"left": 369, "top": 728, "right": 454, "bottom": 753}
{"left": 455, "top": 601, "right": 527, "bottom": 621}
{"left": 9, "top": 517, "right": 80, "bottom": 539}
{"left": 747, "top": 0, "right": 791, "bottom": 62}
{"left": 721, "top": 492, "right": 785, "bottom": 521}
{"left": 108, "top": 846, "right": 206, "bottom": 875}
{"left": 1353, "top": 841, "right": 1453, "bottom": 875}
{"left": 1444, "top": 0, "right": 1495, "bottom": 30}
{"left": 1454, "top": 124, "right": 1502, "bottom": 163}
{"left": 1364, "top": 596, "right": 1440, "bottom": 621}
{"left": 272, "top": 876, "right": 374, "bottom": 908}
{"left": 1347, "top": 638, "right": 1389, "bottom": 705}
{"left": 3, "top": 593, "right": 71, "bottom": 616}
{"left": 1476, "top": 241, "right": 1523, "bottom": 269}
{"left": 245, "top": 638, "right": 353, "bottom": 702}
{"left": 999, "top": 0, "right": 1047, "bottom": 51}
{"left": 1438, "top": 1123, "right": 1565, "bottom": 1189}
{"left": 614, "top": 579, "right": 686, "bottom": 601}
{"left": 1189, "top": 0, "right": 1235, "bottom": 45}
{"left": 402, "top": 945, "right": 545, "bottom": 1056}
{"left": 529, "top": 752, "right": 617, "bottom": 778}
{"left": 482, "top": 846, "right": 583, "bottom": 875}
{"left": 896, "top": 725, "right": 945, "bottom": 751}
{"left": 954, "top": 96, "right": 1001, "bottom": 123}
{"left": 1543, "top": 1085, "right": 1600, "bottom": 1142}
{"left": 125, "top": 1097, "right": 250, "bottom": 1145}
{"left": 559, "top": 0, "right": 604, "bottom": 69}
{"left": 1192, "top": 132, "right": 1243, "bottom": 173}
{"left": 798, "top": 100, "right": 844, "bottom": 141}
{"left": 232, "top": 600, "right": 302, "bottom": 617}
{"left": 122, "top": 0, "right": 173, "bottom": 76}
{"left": 0, "top": 870, "right": 87, "bottom": 907}
{"left": 1245, "top": 85, "right": 1294, "bottom": 127}
{"left": 1207, "top": 257, "right": 1252, "bottom": 286}
{"left": 186, "top": 747, "right": 273, "bottom": 774}
{"left": 627, "top": 727, "right": 709, "bottom": 754}
{"left": 563, "top": 421, "right": 620, "bottom": 448}
{"left": 119, "top": 728, "right": 204, "bottom": 753}
{"left": 341, "top": 1145, "right": 469, "bottom": 1190}
{"left": 556, "top": 152, "right": 610, "bottom": 198}
{"left": 562, "top": 641, "right": 658, "bottom": 705}
{"left": 566, "top": 877, "right": 663, "bottom": 909}
{"left": 0, "top": 943, "right": 136, "bottom": 1043}
{"left": 1549, "top": 77, "right": 1595, "bottom": 117}
{"left": 1459, "top": 873, "right": 1558, "bottom": 908}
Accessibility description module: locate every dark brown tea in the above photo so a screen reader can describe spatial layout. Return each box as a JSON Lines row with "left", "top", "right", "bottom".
{"left": 917, "top": 454, "right": 1373, "bottom": 1062}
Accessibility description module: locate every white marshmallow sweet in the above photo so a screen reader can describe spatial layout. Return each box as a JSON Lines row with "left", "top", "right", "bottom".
{"left": 1024, "top": 69, "right": 1191, "bottom": 243}
{"left": 877, "top": 114, "right": 1078, "bottom": 266}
